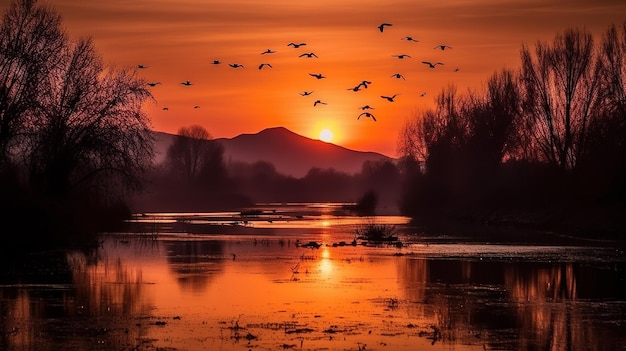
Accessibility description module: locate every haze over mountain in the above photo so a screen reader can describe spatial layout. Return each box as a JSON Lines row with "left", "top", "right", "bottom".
{"left": 153, "top": 127, "right": 393, "bottom": 177}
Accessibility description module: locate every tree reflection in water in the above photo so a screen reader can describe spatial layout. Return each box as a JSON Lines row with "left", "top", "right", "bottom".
{"left": 164, "top": 240, "right": 225, "bottom": 292}
{"left": 398, "top": 258, "right": 626, "bottom": 350}
{"left": 1, "top": 231, "right": 624, "bottom": 351}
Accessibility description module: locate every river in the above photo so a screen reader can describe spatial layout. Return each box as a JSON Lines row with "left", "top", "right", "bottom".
{"left": 1, "top": 203, "right": 624, "bottom": 350}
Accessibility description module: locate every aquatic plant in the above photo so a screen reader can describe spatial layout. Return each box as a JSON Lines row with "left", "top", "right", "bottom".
{"left": 355, "top": 223, "right": 398, "bottom": 241}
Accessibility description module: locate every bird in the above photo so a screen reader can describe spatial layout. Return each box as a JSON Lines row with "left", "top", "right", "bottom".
{"left": 420, "top": 92, "right": 427, "bottom": 97}
{"left": 147, "top": 82, "right": 161, "bottom": 87}
{"left": 454, "top": 67, "right": 460, "bottom": 72}
{"left": 258, "top": 63, "right": 272, "bottom": 70}
{"left": 347, "top": 85, "right": 362, "bottom": 92}
{"left": 137, "top": 64, "right": 148, "bottom": 69}
{"left": 359, "top": 105, "right": 374, "bottom": 110}
{"left": 381, "top": 94, "right": 399, "bottom": 102}
{"left": 229, "top": 63, "right": 244, "bottom": 68}
{"left": 390, "top": 73, "right": 406, "bottom": 80}
{"left": 261, "top": 48, "right": 276, "bottom": 54}
{"left": 434, "top": 44, "right": 453, "bottom": 50}
{"left": 162, "top": 107, "right": 169, "bottom": 111}
{"left": 401, "top": 36, "right": 419, "bottom": 42}
{"left": 422, "top": 61, "right": 444, "bottom": 68}
{"left": 288, "top": 42, "right": 307, "bottom": 48}
{"left": 299, "top": 52, "right": 318, "bottom": 58}
{"left": 309, "top": 73, "right": 326, "bottom": 79}
{"left": 358, "top": 112, "right": 377, "bottom": 121}
{"left": 193, "top": 105, "right": 200, "bottom": 109}
{"left": 378, "top": 23, "right": 392, "bottom": 32}
{"left": 313, "top": 100, "right": 327, "bottom": 106}
{"left": 358, "top": 80, "right": 372, "bottom": 89}
{"left": 300, "top": 91, "right": 314, "bottom": 96}
{"left": 180, "top": 81, "right": 192, "bottom": 86}
{"left": 290, "top": 262, "right": 300, "bottom": 273}
{"left": 211, "top": 60, "right": 221, "bottom": 64}
{"left": 392, "top": 54, "right": 411, "bottom": 59}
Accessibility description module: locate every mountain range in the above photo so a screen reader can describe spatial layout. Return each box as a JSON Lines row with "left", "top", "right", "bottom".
{"left": 152, "top": 126, "right": 393, "bottom": 177}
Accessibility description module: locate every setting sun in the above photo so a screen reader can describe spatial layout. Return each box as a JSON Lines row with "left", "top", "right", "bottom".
{"left": 319, "top": 129, "right": 333, "bottom": 143}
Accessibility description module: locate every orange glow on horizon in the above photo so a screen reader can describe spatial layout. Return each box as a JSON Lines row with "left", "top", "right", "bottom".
{"left": 6, "top": 0, "right": 626, "bottom": 157}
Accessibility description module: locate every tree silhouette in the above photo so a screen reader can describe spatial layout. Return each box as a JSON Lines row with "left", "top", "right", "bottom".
{"left": 0, "top": 0, "right": 154, "bottom": 241}
{"left": 28, "top": 37, "right": 153, "bottom": 200}
{"left": 0, "top": 0, "right": 65, "bottom": 165}
{"left": 520, "top": 27, "right": 601, "bottom": 171}
{"left": 166, "top": 125, "right": 224, "bottom": 184}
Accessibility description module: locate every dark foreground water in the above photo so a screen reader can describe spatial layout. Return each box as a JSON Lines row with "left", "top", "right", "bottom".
{"left": 1, "top": 204, "right": 625, "bottom": 350}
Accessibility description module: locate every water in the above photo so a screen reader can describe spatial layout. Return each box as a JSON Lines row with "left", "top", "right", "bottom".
{"left": 1, "top": 203, "right": 625, "bottom": 350}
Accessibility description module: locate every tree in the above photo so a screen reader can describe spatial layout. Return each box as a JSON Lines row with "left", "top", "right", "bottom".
{"left": 166, "top": 125, "right": 224, "bottom": 185}
{"left": 520, "top": 27, "right": 602, "bottom": 171}
{"left": 578, "top": 22, "right": 626, "bottom": 202}
{"left": 0, "top": 0, "right": 155, "bottom": 241}
{"left": 27, "top": 37, "right": 154, "bottom": 200}
{"left": 465, "top": 69, "right": 522, "bottom": 168}
{"left": 0, "top": 0, "right": 65, "bottom": 165}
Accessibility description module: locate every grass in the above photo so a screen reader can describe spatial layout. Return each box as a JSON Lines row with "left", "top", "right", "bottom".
{"left": 355, "top": 223, "right": 398, "bottom": 241}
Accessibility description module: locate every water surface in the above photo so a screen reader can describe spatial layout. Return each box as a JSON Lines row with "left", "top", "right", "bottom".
{"left": 1, "top": 204, "right": 624, "bottom": 350}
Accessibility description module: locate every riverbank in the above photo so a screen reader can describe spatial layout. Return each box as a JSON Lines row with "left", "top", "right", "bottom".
{"left": 409, "top": 204, "right": 626, "bottom": 246}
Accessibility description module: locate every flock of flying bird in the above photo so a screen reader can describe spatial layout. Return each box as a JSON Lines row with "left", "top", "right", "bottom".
{"left": 140, "top": 22, "right": 456, "bottom": 123}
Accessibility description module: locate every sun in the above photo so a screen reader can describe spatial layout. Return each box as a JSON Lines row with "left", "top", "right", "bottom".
{"left": 319, "top": 128, "right": 333, "bottom": 143}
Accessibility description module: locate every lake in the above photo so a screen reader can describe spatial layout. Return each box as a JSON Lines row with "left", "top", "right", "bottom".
{"left": 1, "top": 203, "right": 624, "bottom": 350}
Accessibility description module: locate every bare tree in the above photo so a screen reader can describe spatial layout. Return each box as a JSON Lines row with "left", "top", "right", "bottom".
{"left": 465, "top": 69, "right": 523, "bottom": 167}
{"left": 598, "top": 22, "right": 626, "bottom": 119}
{"left": 166, "top": 125, "right": 224, "bottom": 183}
{"left": 399, "top": 85, "right": 467, "bottom": 164}
{"left": 28, "top": 35, "right": 154, "bottom": 200}
{"left": 0, "top": 0, "right": 65, "bottom": 165}
{"left": 519, "top": 27, "right": 602, "bottom": 171}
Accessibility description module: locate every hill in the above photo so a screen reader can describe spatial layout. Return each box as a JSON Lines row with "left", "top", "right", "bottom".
{"left": 153, "top": 127, "right": 393, "bottom": 177}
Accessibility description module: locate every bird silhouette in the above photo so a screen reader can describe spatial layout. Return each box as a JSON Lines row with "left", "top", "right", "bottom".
{"left": 401, "top": 36, "right": 419, "bottom": 42}
{"left": 381, "top": 94, "right": 399, "bottom": 102}
{"left": 390, "top": 73, "right": 406, "bottom": 80}
{"left": 137, "top": 64, "right": 148, "bottom": 69}
{"left": 358, "top": 80, "right": 372, "bottom": 89}
{"left": 454, "top": 67, "right": 460, "bottom": 72}
{"left": 420, "top": 92, "right": 427, "bottom": 97}
{"left": 309, "top": 73, "right": 326, "bottom": 79}
{"left": 180, "top": 81, "right": 192, "bottom": 86}
{"left": 313, "top": 100, "right": 327, "bottom": 106}
{"left": 378, "top": 23, "right": 392, "bottom": 32}
{"left": 299, "top": 52, "right": 318, "bottom": 58}
{"left": 229, "top": 63, "right": 245, "bottom": 68}
{"left": 261, "top": 49, "right": 276, "bottom": 54}
{"left": 147, "top": 82, "right": 161, "bottom": 87}
{"left": 434, "top": 45, "right": 453, "bottom": 50}
{"left": 347, "top": 85, "right": 362, "bottom": 92}
{"left": 288, "top": 42, "right": 307, "bottom": 48}
{"left": 290, "top": 262, "right": 300, "bottom": 273}
{"left": 162, "top": 107, "right": 169, "bottom": 111}
{"left": 211, "top": 60, "right": 221, "bottom": 64}
{"left": 258, "top": 63, "right": 272, "bottom": 70}
{"left": 300, "top": 91, "right": 314, "bottom": 96}
{"left": 392, "top": 54, "right": 411, "bottom": 59}
{"left": 359, "top": 105, "right": 375, "bottom": 110}
{"left": 422, "top": 61, "right": 444, "bottom": 68}
{"left": 194, "top": 105, "right": 200, "bottom": 109}
{"left": 358, "top": 112, "right": 377, "bottom": 121}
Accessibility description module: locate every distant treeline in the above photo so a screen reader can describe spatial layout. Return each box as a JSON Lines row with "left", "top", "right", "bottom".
{"left": 398, "top": 24, "right": 626, "bottom": 237}
{"left": 133, "top": 125, "right": 402, "bottom": 214}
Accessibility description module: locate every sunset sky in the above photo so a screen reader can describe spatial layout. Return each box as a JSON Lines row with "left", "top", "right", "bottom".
{"left": 2, "top": 0, "right": 625, "bottom": 157}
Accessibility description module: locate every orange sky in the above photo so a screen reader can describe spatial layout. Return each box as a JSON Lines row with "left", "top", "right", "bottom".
{"left": 2, "top": 0, "right": 625, "bottom": 157}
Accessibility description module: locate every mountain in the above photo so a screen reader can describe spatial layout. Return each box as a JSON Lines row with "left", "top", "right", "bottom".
{"left": 152, "top": 127, "right": 393, "bottom": 178}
